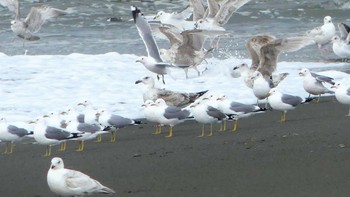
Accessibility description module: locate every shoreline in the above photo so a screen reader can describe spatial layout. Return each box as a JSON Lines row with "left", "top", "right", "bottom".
{"left": 1, "top": 96, "right": 350, "bottom": 197}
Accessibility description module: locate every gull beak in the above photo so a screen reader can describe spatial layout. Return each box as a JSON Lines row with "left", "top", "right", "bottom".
{"left": 331, "top": 85, "right": 336, "bottom": 89}
{"left": 135, "top": 80, "right": 142, "bottom": 84}
{"left": 135, "top": 59, "right": 140, "bottom": 63}
{"left": 216, "top": 97, "right": 222, "bottom": 101}
{"left": 233, "top": 66, "right": 238, "bottom": 70}
{"left": 60, "top": 111, "right": 68, "bottom": 115}
{"left": 150, "top": 103, "right": 156, "bottom": 106}
{"left": 27, "top": 120, "right": 36, "bottom": 124}
{"left": 153, "top": 15, "right": 159, "bottom": 20}
{"left": 298, "top": 72, "right": 303, "bottom": 76}
{"left": 77, "top": 102, "right": 85, "bottom": 106}
{"left": 51, "top": 165, "right": 55, "bottom": 169}
{"left": 43, "top": 114, "right": 49, "bottom": 118}
{"left": 95, "top": 112, "right": 100, "bottom": 116}
{"left": 141, "top": 104, "right": 146, "bottom": 107}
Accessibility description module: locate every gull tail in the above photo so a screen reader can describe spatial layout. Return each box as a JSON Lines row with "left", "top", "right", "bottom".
{"left": 226, "top": 114, "right": 238, "bottom": 120}
{"left": 98, "top": 186, "right": 116, "bottom": 194}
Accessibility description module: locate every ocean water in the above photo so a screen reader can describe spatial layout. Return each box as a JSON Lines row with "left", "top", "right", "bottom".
{"left": 0, "top": 0, "right": 349, "bottom": 125}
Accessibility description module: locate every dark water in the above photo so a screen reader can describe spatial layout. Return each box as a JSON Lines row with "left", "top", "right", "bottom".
{"left": 0, "top": 0, "right": 349, "bottom": 63}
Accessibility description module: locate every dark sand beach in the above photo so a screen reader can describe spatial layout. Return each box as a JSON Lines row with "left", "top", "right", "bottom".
{"left": 1, "top": 96, "right": 350, "bottom": 197}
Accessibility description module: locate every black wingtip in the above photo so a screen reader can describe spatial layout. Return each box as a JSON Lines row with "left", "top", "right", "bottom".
{"left": 303, "top": 97, "right": 316, "bottom": 103}
{"left": 131, "top": 5, "right": 141, "bottom": 23}
{"left": 134, "top": 120, "right": 143, "bottom": 125}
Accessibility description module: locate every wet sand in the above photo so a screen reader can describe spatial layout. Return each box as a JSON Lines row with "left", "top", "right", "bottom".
{"left": 1, "top": 96, "right": 350, "bottom": 197}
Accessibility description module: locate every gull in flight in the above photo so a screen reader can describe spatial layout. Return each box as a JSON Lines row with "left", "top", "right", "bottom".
{"left": 47, "top": 157, "right": 116, "bottom": 196}
{"left": 0, "top": 0, "right": 70, "bottom": 41}
{"left": 131, "top": 5, "right": 190, "bottom": 84}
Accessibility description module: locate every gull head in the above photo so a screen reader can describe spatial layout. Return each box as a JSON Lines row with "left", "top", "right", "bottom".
{"left": 10, "top": 20, "right": 17, "bottom": 25}
{"left": 298, "top": 68, "right": 310, "bottom": 77}
{"left": 141, "top": 100, "right": 154, "bottom": 108}
{"left": 331, "top": 82, "right": 342, "bottom": 89}
{"left": 323, "top": 16, "right": 332, "bottom": 24}
{"left": 50, "top": 157, "right": 64, "bottom": 170}
{"left": 135, "top": 56, "right": 156, "bottom": 65}
{"left": 154, "top": 98, "right": 167, "bottom": 107}
{"left": 267, "top": 88, "right": 279, "bottom": 97}
{"left": 250, "top": 71, "right": 262, "bottom": 80}
{"left": 331, "top": 35, "right": 340, "bottom": 43}
{"left": 135, "top": 76, "right": 154, "bottom": 86}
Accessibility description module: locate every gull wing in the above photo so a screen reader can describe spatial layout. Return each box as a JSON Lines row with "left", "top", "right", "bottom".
{"left": 281, "top": 94, "right": 302, "bottom": 107}
{"left": 189, "top": 0, "right": 205, "bottom": 21}
{"left": 207, "top": 106, "right": 226, "bottom": 120}
{"left": 214, "top": 0, "right": 250, "bottom": 25}
{"left": 310, "top": 72, "right": 335, "bottom": 85}
{"left": 338, "top": 23, "right": 350, "bottom": 39}
{"left": 65, "top": 170, "right": 107, "bottom": 194}
{"left": 207, "top": 0, "right": 220, "bottom": 18}
{"left": 0, "top": 0, "right": 19, "bottom": 19}
{"left": 163, "top": 106, "right": 190, "bottom": 120}
{"left": 25, "top": 6, "right": 67, "bottom": 33}
{"left": 159, "top": 25, "right": 183, "bottom": 46}
{"left": 132, "top": 6, "right": 163, "bottom": 62}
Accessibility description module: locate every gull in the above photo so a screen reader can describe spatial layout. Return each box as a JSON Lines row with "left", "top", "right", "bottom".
{"left": 158, "top": 25, "right": 216, "bottom": 78}
{"left": 135, "top": 76, "right": 208, "bottom": 108}
{"left": 216, "top": 94, "right": 266, "bottom": 131}
{"left": 305, "top": 16, "right": 336, "bottom": 49}
{"left": 77, "top": 101, "right": 99, "bottom": 125}
{"left": 245, "top": 34, "right": 314, "bottom": 77}
{"left": 0, "top": 117, "right": 32, "bottom": 154}
{"left": 331, "top": 82, "right": 350, "bottom": 116}
{"left": 232, "top": 63, "right": 289, "bottom": 89}
{"left": 195, "top": 0, "right": 251, "bottom": 31}
{"left": 33, "top": 118, "right": 81, "bottom": 156}
{"left": 131, "top": 5, "right": 190, "bottom": 84}
{"left": 61, "top": 106, "right": 85, "bottom": 124}
{"left": 153, "top": 6, "right": 195, "bottom": 30}
{"left": 97, "top": 109, "right": 141, "bottom": 142}
{"left": 65, "top": 119, "right": 106, "bottom": 152}
{"left": 0, "top": 0, "right": 69, "bottom": 41}
{"left": 251, "top": 71, "right": 274, "bottom": 107}
{"left": 267, "top": 88, "right": 303, "bottom": 122}
{"left": 141, "top": 100, "right": 163, "bottom": 134}
{"left": 331, "top": 34, "right": 350, "bottom": 60}
{"left": 152, "top": 98, "right": 191, "bottom": 138}
{"left": 338, "top": 22, "right": 350, "bottom": 40}
{"left": 43, "top": 111, "right": 67, "bottom": 128}
{"left": 299, "top": 68, "right": 335, "bottom": 102}
{"left": 189, "top": 99, "right": 229, "bottom": 137}
{"left": 47, "top": 157, "right": 116, "bottom": 196}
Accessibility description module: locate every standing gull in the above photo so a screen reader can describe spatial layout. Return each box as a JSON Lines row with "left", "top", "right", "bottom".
{"left": 251, "top": 71, "right": 273, "bottom": 107}
{"left": 47, "top": 157, "right": 116, "bottom": 196}
{"left": 66, "top": 119, "right": 106, "bottom": 152}
{"left": 331, "top": 34, "right": 350, "bottom": 60}
{"left": 131, "top": 5, "right": 190, "bottom": 84}
{"left": 33, "top": 118, "right": 81, "bottom": 156}
{"left": 331, "top": 82, "right": 350, "bottom": 116}
{"left": 189, "top": 100, "right": 229, "bottom": 137}
{"left": 97, "top": 109, "right": 141, "bottom": 142}
{"left": 0, "top": 117, "right": 32, "bottom": 154}
{"left": 0, "top": 0, "right": 70, "bottom": 40}
{"left": 216, "top": 94, "right": 266, "bottom": 131}
{"left": 152, "top": 98, "right": 191, "bottom": 138}
{"left": 135, "top": 76, "right": 208, "bottom": 108}
{"left": 141, "top": 100, "right": 163, "bottom": 134}
{"left": 305, "top": 16, "right": 336, "bottom": 49}
{"left": 267, "top": 88, "right": 303, "bottom": 122}
{"left": 299, "top": 68, "right": 335, "bottom": 102}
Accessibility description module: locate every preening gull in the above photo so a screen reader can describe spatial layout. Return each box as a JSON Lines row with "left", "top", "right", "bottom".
{"left": 331, "top": 82, "right": 350, "bottom": 116}
{"left": 33, "top": 118, "right": 81, "bottom": 156}
{"left": 97, "top": 109, "right": 141, "bottom": 142}
{"left": 189, "top": 100, "right": 229, "bottom": 137}
{"left": 0, "top": 0, "right": 70, "bottom": 40}
{"left": 331, "top": 34, "right": 350, "bottom": 60}
{"left": 267, "top": 88, "right": 303, "bottom": 122}
{"left": 152, "top": 98, "right": 191, "bottom": 138}
{"left": 131, "top": 5, "right": 190, "bottom": 84}
{"left": 0, "top": 117, "right": 32, "bottom": 154}
{"left": 216, "top": 94, "right": 265, "bottom": 131}
{"left": 47, "top": 157, "right": 116, "bottom": 196}
{"left": 299, "top": 68, "right": 335, "bottom": 102}
{"left": 135, "top": 76, "right": 208, "bottom": 108}
{"left": 305, "top": 16, "right": 336, "bottom": 49}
